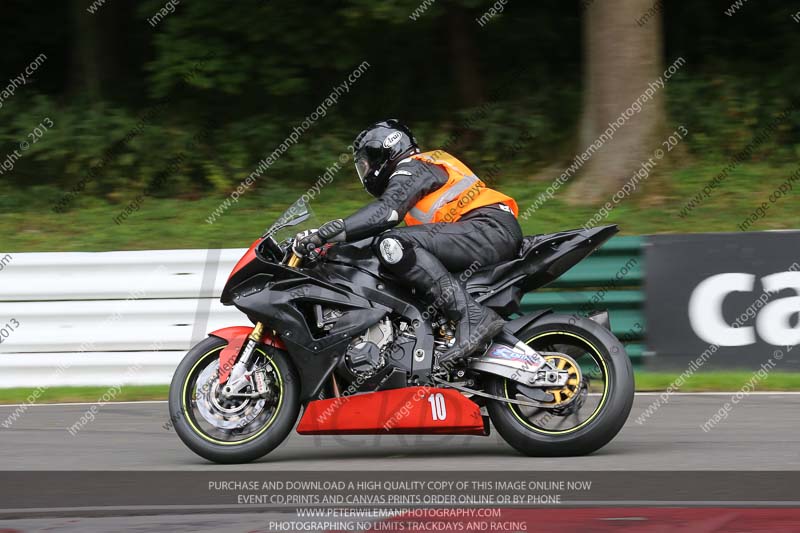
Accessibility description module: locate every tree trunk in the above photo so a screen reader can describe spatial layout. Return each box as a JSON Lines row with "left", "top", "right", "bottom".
{"left": 446, "top": 2, "right": 485, "bottom": 108}
{"left": 71, "top": 0, "right": 120, "bottom": 102}
{"left": 568, "top": 0, "right": 665, "bottom": 204}
{"left": 71, "top": 0, "right": 102, "bottom": 101}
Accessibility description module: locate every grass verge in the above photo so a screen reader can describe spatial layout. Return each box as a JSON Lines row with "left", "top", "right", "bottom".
{"left": 0, "top": 385, "right": 169, "bottom": 405}
{"left": 1, "top": 372, "right": 800, "bottom": 404}
{"left": 3, "top": 162, "right": 799, "bottom": 252}
{"left": 634, "top": 371, "right": 800, "bottom": 392}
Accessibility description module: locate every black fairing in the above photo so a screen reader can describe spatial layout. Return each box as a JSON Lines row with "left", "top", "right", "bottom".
{"left": 219, "top": 225, "right": 616, "bottom": 402}
{"left": 222, "top": 237, "right": 435, "bottom": 402}
{"left": 221, "top": 237, "right": 283, "bottom": 305}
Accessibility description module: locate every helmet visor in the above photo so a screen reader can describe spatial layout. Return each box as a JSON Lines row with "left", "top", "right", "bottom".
{"left": 355, "top": 157, "right": 370, "bottom": 184}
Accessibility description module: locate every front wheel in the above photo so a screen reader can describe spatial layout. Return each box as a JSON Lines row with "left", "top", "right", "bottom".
{"left": 168, "top": 335, "right": 300, "bottom": 463}
{"left": 485, "top": 314, "right": 634, "bottom": 456}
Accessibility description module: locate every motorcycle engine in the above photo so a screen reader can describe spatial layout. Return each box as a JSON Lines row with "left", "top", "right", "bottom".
{"left": 344, "top": 318, "right": 393, "bottom": 377}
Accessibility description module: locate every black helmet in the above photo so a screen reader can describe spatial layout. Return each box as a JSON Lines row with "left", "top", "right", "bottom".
{"left": 352, "top": 119, "right": 419, "bottom": 196}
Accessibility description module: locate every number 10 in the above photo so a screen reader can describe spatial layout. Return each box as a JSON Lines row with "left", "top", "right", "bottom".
{"left": 428, "top": 393, "right": 447, "bottom": 421}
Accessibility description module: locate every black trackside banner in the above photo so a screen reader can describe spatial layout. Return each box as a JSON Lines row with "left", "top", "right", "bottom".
{"left": 645, "top": 231, "right": 800, "bottom": 369}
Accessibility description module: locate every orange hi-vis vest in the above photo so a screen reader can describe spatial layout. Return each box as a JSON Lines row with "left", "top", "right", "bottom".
{"left": 404, "top": 151, "right": 519, "bottom": 226}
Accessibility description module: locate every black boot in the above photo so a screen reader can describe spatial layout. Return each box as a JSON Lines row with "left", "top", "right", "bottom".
{"left": 375, "top": 239, "right": 505, "bottom": 363}
{"left": 434, "top": 273, "right": 505, "bottom": 363}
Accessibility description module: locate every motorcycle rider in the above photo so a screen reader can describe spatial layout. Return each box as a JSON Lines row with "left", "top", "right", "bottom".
{"left": 295, "top": 119, "right": 522, "bottom": 362}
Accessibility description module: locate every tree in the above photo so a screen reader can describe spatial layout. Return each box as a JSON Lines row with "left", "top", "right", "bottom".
{"left": 568, "top": 0, "right": 666, "bottom": 204}
{"left": 71, "top": 0, "right": 103, "bottom": 101}
{"left": 444, "top": 1, "right": 485, "bottom": 109}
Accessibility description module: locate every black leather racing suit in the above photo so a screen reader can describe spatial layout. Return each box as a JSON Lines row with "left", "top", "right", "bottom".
{"left": 340, "top": 157, "right": 523, "bottom": 361}
{"left": 341, "top": 158, "right": 523, "bottom": 271}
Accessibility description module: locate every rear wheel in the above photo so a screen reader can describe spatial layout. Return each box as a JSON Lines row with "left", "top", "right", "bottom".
{"left": 485, "top": 314, "right": 634, "bottom": 456}
{"left": 168, "top": 336, "right": 300, "bottom": 463}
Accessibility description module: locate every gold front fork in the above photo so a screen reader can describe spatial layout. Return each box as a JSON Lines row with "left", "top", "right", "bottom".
{"left": 287, "top": 252, "right": 302, "bottom": 268}
{"left": 249, "top": 322, "right": 264, "bottom": 342}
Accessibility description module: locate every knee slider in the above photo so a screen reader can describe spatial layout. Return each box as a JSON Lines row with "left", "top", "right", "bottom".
{"left": 375, "top": 233, "right": 415, "bottom": 270}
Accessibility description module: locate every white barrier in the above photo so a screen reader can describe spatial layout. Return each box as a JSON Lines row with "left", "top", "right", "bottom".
{"left": 0, "top": 248, "right": 249, "bottom": 388}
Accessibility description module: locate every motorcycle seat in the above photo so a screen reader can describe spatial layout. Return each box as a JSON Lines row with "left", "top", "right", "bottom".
{"left": 463, "top": 229, "right": 585, "bottom": 289}
{"left": 463, "top": 225, "right": 618, "bottom": 295}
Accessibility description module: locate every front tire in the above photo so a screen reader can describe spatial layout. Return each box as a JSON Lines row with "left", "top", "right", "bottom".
{"left": 486, "top": 314, "right": 634, "bottom": 456}
{"left": 168, "top": 335, "right": 300, "bottom": 463}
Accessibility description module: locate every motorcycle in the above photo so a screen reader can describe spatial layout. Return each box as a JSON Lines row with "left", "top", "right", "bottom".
{"left": 169, "top": 198, "right": 634, "bottom": 463}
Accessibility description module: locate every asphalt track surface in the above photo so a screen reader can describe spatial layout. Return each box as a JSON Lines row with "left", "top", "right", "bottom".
{"left": 1, "top": 394, "right": 799, "bottom": 531}
{"left": 1, "top": 393, "right": 798, "bottom": 471}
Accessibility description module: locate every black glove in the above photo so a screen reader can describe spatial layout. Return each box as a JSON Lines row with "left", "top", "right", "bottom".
{"left": 293, "top": 219, "right": 345, "bottom": 257}
{"left": 293, "top": 229, "right": 322, "bottom": 257}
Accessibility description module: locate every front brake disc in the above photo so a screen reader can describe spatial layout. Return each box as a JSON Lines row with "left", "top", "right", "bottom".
{"left": 195, "top": 361, "right": 266, "bottom": 430}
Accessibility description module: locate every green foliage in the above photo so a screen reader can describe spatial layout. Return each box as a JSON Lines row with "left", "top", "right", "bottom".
{"left": 667, "top": 74, "right": 800, "bottom": 161}
{"left": 0, "top": 0, "right": 799, "bottom": 209}
{"left": 0, "top": 94, "right": 229, "bottom": 199}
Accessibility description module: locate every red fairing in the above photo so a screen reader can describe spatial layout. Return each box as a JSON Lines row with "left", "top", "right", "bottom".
{"left": 296, "top": 387, "right": 488, "bottom": 436}
{"left": 228, "top": 239, "right": 260, "bottom": 281}
{"left": 210, "top": 326, "right": 286, "bottom": 384}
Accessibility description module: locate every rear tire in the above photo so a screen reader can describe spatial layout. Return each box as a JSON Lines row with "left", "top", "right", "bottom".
{"left": 168, "top": 336, "right": 300, "bottom": 463}
{"left": 486, "top": 314, "right": 634, "bottom": 456}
